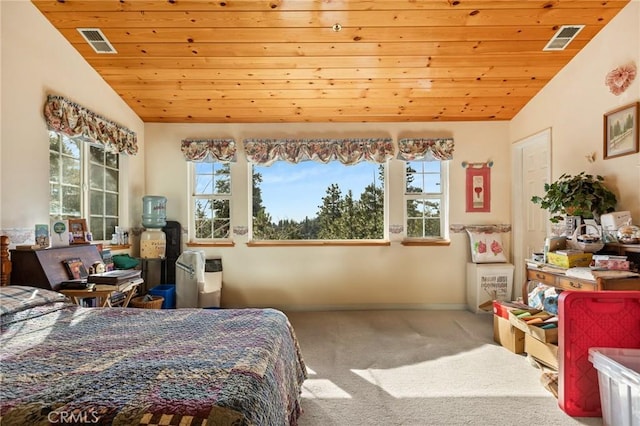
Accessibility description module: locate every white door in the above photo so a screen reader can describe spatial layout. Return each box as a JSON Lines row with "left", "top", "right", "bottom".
{"left": 512, "top": 129, "right": 551, "bottom": 300}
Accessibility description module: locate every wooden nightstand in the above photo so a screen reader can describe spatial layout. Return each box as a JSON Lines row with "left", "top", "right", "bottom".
{"left": 60, "top": 279, "right": 143, "bottom": 307}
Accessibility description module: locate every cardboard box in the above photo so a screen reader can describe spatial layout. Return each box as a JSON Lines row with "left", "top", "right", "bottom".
{"left": 525, "top": 334, "right": 558, "bottom": 370}
{"left": 546, "top": 251, "right": 592, "bottom": 268}
{"left": 508, "top": 310, "right": 558, "bottom": 344}
{"left": 493, "top": 315, "right": 525, "bottom": 354}
{"left": 492, "top": 300, "right": 531, "bottom": 319}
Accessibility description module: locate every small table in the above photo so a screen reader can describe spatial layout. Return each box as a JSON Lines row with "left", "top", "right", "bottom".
{"left": 60, "top": 279, "right": 143, "bottom": 307}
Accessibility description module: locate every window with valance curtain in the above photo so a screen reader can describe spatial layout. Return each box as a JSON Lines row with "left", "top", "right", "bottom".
{"left": 44, "top": 95, "right": 137, "bottom": 242}
{"left": 181, "top": 139, "right": 237, "bottom": 241}
{"left": 181, "top": 139, "right": 237, "bottom": 163}
{"left": 397, "top": 138, "right": 454, "bottom": 240}
{"left": 396, "top": 138, "right": 455, "bottom": 162}
{"left": 43, "top": 95, "right": 138, "bottom": 155}
{"left": 243, "top": 137, "right": 394, "bottom": 166}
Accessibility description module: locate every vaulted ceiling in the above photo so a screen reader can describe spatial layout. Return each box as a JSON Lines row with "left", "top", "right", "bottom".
{"left": 31, "top": 0, "right": 630, "bottom": 123}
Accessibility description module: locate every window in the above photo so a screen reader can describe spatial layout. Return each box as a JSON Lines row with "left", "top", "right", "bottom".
{"left": 405, "top": 160, "right": 448, "bottom": 239}
{"left": 251, "top": 161, "right": 385, "bottom": 240}
{"left": 191, "top": 162, "right": 231, "bottom": 240}
{"left": 49, "top": 132, "right": 120, "bottom": 241}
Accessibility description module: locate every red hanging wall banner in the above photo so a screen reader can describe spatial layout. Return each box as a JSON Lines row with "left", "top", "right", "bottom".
{"left": 465, "top": 164, "right": 491, "bottom": 212}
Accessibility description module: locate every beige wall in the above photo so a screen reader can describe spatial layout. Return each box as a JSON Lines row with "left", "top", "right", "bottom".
{"left": 1, "top": 1, "right": 637, "bottom": 310}
{"left": 510, "top": 0, "right": 640, "bottom": 221}
{"left": 145, "top": 122, "right": 511, "bottom": 309}
{"left": 0, "top": 1, "right": 145, "bottom": 240}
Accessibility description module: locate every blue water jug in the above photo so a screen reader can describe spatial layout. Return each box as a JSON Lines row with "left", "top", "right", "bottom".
{"left": 142, "top": 195, "right": 167, "bottom": 228}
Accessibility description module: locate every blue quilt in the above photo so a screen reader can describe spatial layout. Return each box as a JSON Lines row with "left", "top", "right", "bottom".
{"left": 1, "top": 291, "right": 306, "bottom": 425}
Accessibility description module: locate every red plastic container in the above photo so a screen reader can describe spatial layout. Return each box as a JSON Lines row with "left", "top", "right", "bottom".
{"left": 558, "top": 291, "right": 640, "bottom": 417}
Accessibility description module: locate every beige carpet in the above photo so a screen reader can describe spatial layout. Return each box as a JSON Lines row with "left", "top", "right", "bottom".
{"left": 286, "top": 310, "right": 603, "bottom": 426}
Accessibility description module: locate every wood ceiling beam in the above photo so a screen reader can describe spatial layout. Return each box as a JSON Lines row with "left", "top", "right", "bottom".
{"left": 36, "top": 9, "right": 619, "bottom": 29}
{"left": 108, "top": 78, "right": 547, "bottom": 91}
{"left": 69, "top": 40, "right": 587, "bottom": 57}
{"left": 95, "top": 66, "right": 561, "bottom": 80}
{"left": 117, "top": 87, "right": 542, "bottom": 100}
{"left": 57, "top": 26, "right": 601, "bottom": 44}
{"left": 85, "top": 54, "right": 574, "bottom": 70}
{"left": 32, "top": 1, "right": 631, "bottom": 13}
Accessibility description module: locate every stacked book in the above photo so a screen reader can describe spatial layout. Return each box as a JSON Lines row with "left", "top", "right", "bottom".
{"left": 88, "top": 269, "right": 141, "bottom": 285}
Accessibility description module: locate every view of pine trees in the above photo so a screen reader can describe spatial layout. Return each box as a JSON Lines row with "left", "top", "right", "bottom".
{"left": 253, "top": 166, "right": 385, "bottom": 240}
{"left": 194, "top": 162, "right": 442, "bottom": 240}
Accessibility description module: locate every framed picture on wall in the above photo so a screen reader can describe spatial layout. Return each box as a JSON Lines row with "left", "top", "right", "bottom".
{"left": 465, "top": 163, "right": 491, "bottom": 213}
{"left": 68, "top": 218, "right": 88, "bottom": 244}
{"left": 603, "top": 101, "right": 639, "bottom": 160}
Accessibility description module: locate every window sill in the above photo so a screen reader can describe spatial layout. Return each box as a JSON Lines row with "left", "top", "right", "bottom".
{"left": 106, "top": 244, "right": 131, "bottom": 250}
{"left": 401, "top": 239, "right": 451, "bottom": 246}
{"left": 187, "top": 241, "right": 235, "bottom": 248}
{"left": 247, "top": 240, "right": 391, "bottom": 247}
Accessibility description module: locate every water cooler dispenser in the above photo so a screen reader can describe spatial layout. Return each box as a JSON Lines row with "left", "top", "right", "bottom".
{"left": 140, "top": 196, "right": 167, "bottom": 290}
{"left": 140, "top": 195, "right": 167, "bottom": 259}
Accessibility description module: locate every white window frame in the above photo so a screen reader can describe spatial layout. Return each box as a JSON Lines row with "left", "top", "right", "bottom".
{"left": 187, "top": 161, "right": 233, "bottom": 242}
{"left": 404, "top": 161, "right": 449, "bottom": 240}
{"left": 49, "top": 131, "right": 123, "bottom": 243}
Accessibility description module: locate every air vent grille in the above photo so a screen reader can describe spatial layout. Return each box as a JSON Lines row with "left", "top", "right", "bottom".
{"left": 543, "top": 25, "right": 585, "bottom": 51}
{"left": 77, "top": 28, "right": 117, "bottom": 54}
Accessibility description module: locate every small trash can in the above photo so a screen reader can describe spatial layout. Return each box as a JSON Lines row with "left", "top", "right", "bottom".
{"left": 199, "top": 257, "right": 222, "bottom": 308}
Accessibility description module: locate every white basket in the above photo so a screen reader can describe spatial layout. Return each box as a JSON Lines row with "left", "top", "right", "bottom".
{"left": 567, "top": 224, "right": 605, "bottom": 253}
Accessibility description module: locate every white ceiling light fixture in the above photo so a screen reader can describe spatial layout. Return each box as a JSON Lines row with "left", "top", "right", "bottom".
{"left": 77, "top": 28, "right": 117, "bottom": 54}
{"left": 543, "top": 25, "right": 585, "bottom": 51}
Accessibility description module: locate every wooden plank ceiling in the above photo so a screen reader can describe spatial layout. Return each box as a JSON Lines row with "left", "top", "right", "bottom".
{"left": 32, "top": 0, "right": 630, "bottom": 123}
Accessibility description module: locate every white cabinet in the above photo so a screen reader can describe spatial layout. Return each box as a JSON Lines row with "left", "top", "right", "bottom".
{"left": 466, "top": 263, "right": 514, "bottom": 314}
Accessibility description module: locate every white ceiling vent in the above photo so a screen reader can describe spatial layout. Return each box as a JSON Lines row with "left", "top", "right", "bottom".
{"left": 543, "top": 25, "right": 585, "bottom": 51}
{"left": 77, "top": 28, "right": 117, "bottom": 54}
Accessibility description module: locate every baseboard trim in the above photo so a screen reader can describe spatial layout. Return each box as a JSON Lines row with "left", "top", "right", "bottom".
{"left": 249, "top": 303, "right": 469, "bottom": 312}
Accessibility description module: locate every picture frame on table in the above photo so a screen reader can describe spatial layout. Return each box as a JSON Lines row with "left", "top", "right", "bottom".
{"left": 68, "top": 218, "right": 88, "bottom": 244}
{"left": 603, "top": 101, "right": 639, "bottom": 160}
{"left": 62, "top": 257, "right": 89, "bottom": 280}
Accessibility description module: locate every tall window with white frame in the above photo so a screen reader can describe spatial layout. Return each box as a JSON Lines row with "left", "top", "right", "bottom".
{"left": 192, "top": 162, "right": 231, "bottom": 240}
{"left": 405, "top": 160, "right": 447, "bottom": 239}
{"left": 49, "top": 132, "right": 119, "bottom": 241}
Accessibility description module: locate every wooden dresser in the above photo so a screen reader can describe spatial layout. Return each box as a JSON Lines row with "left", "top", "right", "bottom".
{"left": 10, "top": 244, "right": 103, "bottom": 291}
{"left": 523, "top": 263, "right": 640, "bottom": 304}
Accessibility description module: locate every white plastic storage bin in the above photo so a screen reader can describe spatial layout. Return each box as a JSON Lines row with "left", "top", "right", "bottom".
{"left": 466, "top": 263, "right": 514, "bottom": 314}
{"left": 589, "top": 347, "right": 640, "bottom": 426}
{"left": 175, "top": 250, "right": 205, "bottom": 308}
{"left": 199, "top": 257, "right": 222, "bottom": 308}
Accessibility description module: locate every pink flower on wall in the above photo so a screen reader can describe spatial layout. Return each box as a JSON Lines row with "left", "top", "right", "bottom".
{"left": 605, "top": 63, "right": 636, "bottom": 96}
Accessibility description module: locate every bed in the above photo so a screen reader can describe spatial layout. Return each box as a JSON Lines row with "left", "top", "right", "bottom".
{"left": 0, "top": 237, "right": 307, "bottom": 425}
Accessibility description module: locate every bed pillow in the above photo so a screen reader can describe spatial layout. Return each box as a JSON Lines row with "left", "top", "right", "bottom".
{"left": 0, "top": 285, "right": 67, "bottom": 316}
{"left": 466, "top": 231, "right": 507, "bottom": 263}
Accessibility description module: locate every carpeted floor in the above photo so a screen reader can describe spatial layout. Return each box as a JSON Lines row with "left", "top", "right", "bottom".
{"left": 286, "top": 310, "right": 603, "bottom": 426}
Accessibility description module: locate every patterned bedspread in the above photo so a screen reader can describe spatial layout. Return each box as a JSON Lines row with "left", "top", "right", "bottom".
{"left": 0, "top": 295, "right": 307, "bottom": 426}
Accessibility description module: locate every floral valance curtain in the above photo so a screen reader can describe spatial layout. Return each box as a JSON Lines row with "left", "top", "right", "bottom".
{"left": 181, "top": 139, "right": 237, "bottom": 162}
{"left": 397, "top": 138, "right": 454, "bottom": 161}
{"left": 244, "top": 138, "right": 394, "bottom": 166}
{"left": 43, "top": 95, "right": 138, "bottom": 155}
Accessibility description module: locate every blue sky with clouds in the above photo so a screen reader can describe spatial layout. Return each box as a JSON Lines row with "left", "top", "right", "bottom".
{"left": 256, "top": 161, "right": 381, "bottom": 222}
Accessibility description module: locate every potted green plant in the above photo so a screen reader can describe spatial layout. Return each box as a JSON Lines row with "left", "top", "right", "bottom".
{"left": 530, "top": 172, "right": 617, "bottom": 224}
